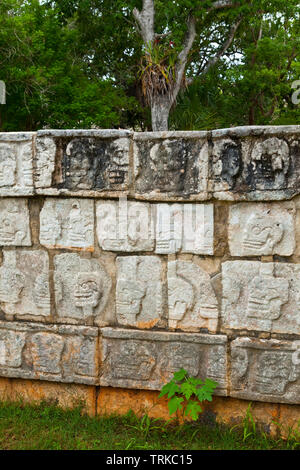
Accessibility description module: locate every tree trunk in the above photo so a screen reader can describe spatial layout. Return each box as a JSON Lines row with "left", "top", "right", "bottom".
{"left": 151, "top": 97, "right": 171, "bottom": 131}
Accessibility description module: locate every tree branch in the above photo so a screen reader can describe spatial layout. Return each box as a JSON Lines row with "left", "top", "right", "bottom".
{"left": 200, "top": 18, "right": 242, "bottom": 76}
{"left": 172, "top": 16, "right": 197, "bottom": 104}
{"left": 133, "top": 0, "right": 155, "bottom": 45}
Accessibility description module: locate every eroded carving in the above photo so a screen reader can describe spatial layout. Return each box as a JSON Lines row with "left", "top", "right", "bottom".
{"left": 0, "top": 330, "right": 25, "bottom": 368}
{"left": 61, "top": 137, "right": 130, "bottom": 191}
{"left": 0, "top": 144, "right": 17, "bottom": 187}
{"left": 168, "top": 261, "right": 219, "bottom": 332}
{"left": 256, "top": 351, "right": 293, "bottom": 396}
{"left": 0, "top": 321, "right": 98, "bottom": 384}
{"left": 54, "top": 253, "right": 111, "bottom": 322}
{"left": 155, "top": 203, "right": 214, "bottom": 255}
{"left": 116, "top": 256, "right": 163, "bottom": 328}
{"left": 211, "top": 139, "right": 242, "bottom": 191}
{"left": 35, "top": 137, "right": 56, "bottom": 188}
{"left": 40, "top": 198, "right": 94, "bottom": 249}
{"left": 250, "top": 138, "right": 290, "bottom": 190}
{"left": 222, "top": 261, "right": 299, "bottom": 334}
{"left": 229, "top": 202, "right": 295, "bottom": 256}
{"left": 111, "top": 341, "right": 156, "bottom": 380}
{"left": 0, "top": 139, "right": 33, "bottom": 195}
{"left": 246, "top": 264, "right": 289, "bottom": 326}
{"left": 156, "top": 204, "right": 182, "bottom": 254}
{"left": 0, "top": 199, "right": 31, "bottom": 246}
{"left": 0, "top": 251, "right": 50, "bottom": 318}
{"left": 134, "top": 137, "right": 208, "bottom": 197}
{"left": 163, "top": 342, "right": 200, "bottom": 377}
{"left": 230, "top": 338, "right": 300, "bottom": 404}
{"left": 96, "top": 200, "right": 154, "bottom": 252}
{"left": 100, "top": 328, "right": 227, "bottom": 394}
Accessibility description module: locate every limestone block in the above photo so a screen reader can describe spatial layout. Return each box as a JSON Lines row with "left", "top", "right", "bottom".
{"left": 222, "top": 261, "right": 300, "bottom": 334}
{"left": 230, "top": 337, "right": 300, "bottom": 404}
{"left": 96, "top": 200, "right": 154, "bottom": 252}
{"left": 0, "top": 321, "right": 99, "bottom": 385}
{"left": 40, "top": 198, "right": 94, "bottom": 250}
{"left": 134, "top": 132, "right": 209, "bottom": 200}
{"left": 168, "top": 261, "right": 219, "bottom": 332}
{"left": 35, "top": 130, "right": 132, "bottom": 195}
{"left": 155, "top": 204, "right": 182, "bottom": 254}
{"left": 0, "top": 133, "right": 34, "bottom": 196}
{"left": 155, "top": 203, "right": 214, "bottom": 255}
{"left": 100, "top": 328, "right": 227, "bottom": 394}
{"left": 210, "top": 127, "right": 300, "bottom": 201}
{"left": 54, "top": 253, "right": 111, "bottom": 323}
{"left": 0, "top": 199, "right": 31, "bottom": 246}
{"left": 116, "top": 256, "right": 163, "bottom": 328}
{"left": 228, "top": 201, "right": 296, "bottom": 256}
{"left": 0, "top": 250, "right": 51, "bottom": 319}
{"left": 35, "top": 136, "right": 56, "bottom": 188}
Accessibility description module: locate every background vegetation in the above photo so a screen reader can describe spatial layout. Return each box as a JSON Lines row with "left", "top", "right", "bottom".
{"left": 0, "top": 0, "right": 299, "bottom": 131}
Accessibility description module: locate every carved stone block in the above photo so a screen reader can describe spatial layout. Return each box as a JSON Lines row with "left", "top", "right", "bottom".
{"left": 99, "top": 328, "right": 227, "bottom": 394}
{"left": 35, "top": 136, "right": 56, "bottom": 188}
{"left": 96, "top": 200, "right": 155, "bottom": 252}
{"left": 210, "top": 128, "right": 300, "bottom": 201}
{"left": 54, "top": 253, "right": 111, "bottom": 323}
{"left": 0, "top": 199, "right": 31, "bottom": 246}
{"left": 0, "top": 133, "right": 34, "bottom": 196}
{"left": 0, "top": 250, "right": 50, "bottom": 319}
{"left": 35, "top": 130, "right": 132, "bottom": 195}
{"left": 0, "top": 321, "right": 99, "bottom": 384}
{"left": 134, "top": 133, "right": 209, "bottom": 200}
{"left": 229, "top": 201, "right": 296, "bottom": 256}
{"left": 40, "top": 198, "right": 94, "bottom": 250}
{"left": 222, "top": 261, "right": 300, "bottom": 334}
{"left": 230, "top": 337, "right": 300, "bottom": 404}
{"left": 116, "top": 256, "right": 163, "bottom": 328}
{"left": 155, "top": 203, "right": 214, "bottom": 255}
{"left": 168, "top": 261, "right": 219, "bottom": 332}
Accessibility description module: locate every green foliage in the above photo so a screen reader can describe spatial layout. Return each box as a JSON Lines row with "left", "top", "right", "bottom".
{"left": 0, "top": 0, "right": 140, "bottom": 131}
{"left": 159, "top": 368, "right": 218, "bottom": 421}
{"left": 0, "top": 400, "right": 298, "bottom": 450}
{"left": 0, "top": 0, "right": 299, "bottom": 130}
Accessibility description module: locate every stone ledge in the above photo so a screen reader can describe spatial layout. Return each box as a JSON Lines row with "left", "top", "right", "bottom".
{"left": 0, "top": 125, "right": 299, "bottom": 200}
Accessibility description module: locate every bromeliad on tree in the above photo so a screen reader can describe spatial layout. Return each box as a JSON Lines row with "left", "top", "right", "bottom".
{"left": 133, "top": 0, "right": 242, "bottom": 131}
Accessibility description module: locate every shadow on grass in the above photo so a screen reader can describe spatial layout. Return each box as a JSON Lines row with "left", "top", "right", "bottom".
{"left": 0, "top": 399, "right": 298, "bottom": 450}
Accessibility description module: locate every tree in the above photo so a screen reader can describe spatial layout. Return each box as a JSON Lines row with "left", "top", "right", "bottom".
{"left": 0, "top": 0, "right": 139, "bottom": 131}
{"left": 132, "top": 0, "right": 299, "bottom": 131}
{"left": 170, "top": 2, "right": 300, "bottom": 130}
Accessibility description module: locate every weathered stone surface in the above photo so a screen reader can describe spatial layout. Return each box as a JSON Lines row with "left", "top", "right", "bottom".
{"left": 222, "top": 261, "right": 300, "bottom": 334}
{"left": 0, "top": 199, "right": 31, "bottom": 246}
{"left": 228, "top": 201, "right": 296, "bottom": 256}
{"left": 54, "top": 253, "right": 111, "bottom": 323}
{"left": 230, "top": 337, "right": 300, "bottom": 404}
{"left": 0, "top": 133, "right": 34, "bottom": 196}
{"left": 40, "top": 198, "right": 94, "bottom": 250}
{"left": 99, "top": 328, "right": 227, "bottom": 394}
{"left": 168, "top": 261, "right": 219, "bottom": 332}
{"left": 35, "top": 136, "right": 56, "bottom": 188}
{"left": 96, "top": 200, "right": 155, "bottom": 252}
{"left": 0, "top": 250, "right": 50, "bottom": 319}
{"left": 35, "top": 130, "right": 132, "bottom": 195}
{"left": 210, "top": 127, "right": 300, "bottom": 201}
{"left": 156, "top": 203, "right": 214, "bottom": 254}
{"left": 116, "top": 256, "right": 163, "bottom": 328}
{"left": 0, "top": 321, "right": 99, "bottom": 384}
{"left": 134, "top": 132, "right": 209, "bottom": 200}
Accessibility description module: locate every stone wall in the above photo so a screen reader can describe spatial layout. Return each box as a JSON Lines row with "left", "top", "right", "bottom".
{"left": 0, "top": 126, "right": 300, "bottom": 423}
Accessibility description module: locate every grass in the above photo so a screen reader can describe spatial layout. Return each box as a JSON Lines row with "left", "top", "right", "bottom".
{"left": 0, "top": 400, "right": 299, "bottom": 450}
